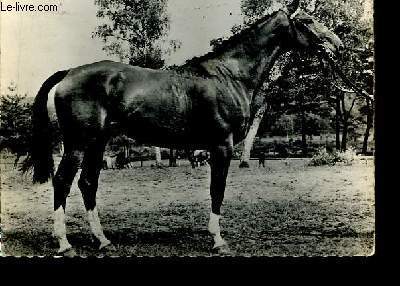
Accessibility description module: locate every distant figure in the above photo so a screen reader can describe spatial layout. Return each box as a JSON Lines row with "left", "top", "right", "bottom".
{"left": 115, "top": 150, "right": 127, "bottom": 169}
{"left": 258, "top": 152, "right": 266, "bottom": 168}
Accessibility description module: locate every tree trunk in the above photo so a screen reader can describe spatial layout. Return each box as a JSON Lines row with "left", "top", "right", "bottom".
{"left": 301, "top": 110, "right": 307, "bottom": 156}
{"left": 154, "top": 146, "right": 162, "bottom": 166}
{"left": 239, "top": 104, "right": 267, "bottom": 168}
{"left": 341, "top": 122, "right": 348, "bottom": 151}
{"left": 169, "top": 148, "right": 177, "bottom": 167}
{"left": 59, "top": 142, "right": 64, "bottom": 155}
{"left": 340, "top": 95, "right": 356, "bottom": 152}
{"left": 335, "top": 96, "right": 341, "bottom": 150}
{"left": 124, "top": 145, "right": 129, "bottom": 160}
{"left": 362, "top": 100, "right": 373, "bottom": 154}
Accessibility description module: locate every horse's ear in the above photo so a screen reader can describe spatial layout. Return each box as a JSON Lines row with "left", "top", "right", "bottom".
{"left": 287, "top": 0, "right": 300, "bottom": 16}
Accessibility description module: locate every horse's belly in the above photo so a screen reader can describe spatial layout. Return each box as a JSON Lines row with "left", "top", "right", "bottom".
{"left": 121, "top": 99, "right": 247, "bottom": 147}
{"left": 123, "top": 106, "right": 229, "bottom": 147}
{"left": 122, "top": 106, "right": 188, "bottom": 144}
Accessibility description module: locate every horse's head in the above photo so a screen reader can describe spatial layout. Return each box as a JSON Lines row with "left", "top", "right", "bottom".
{"left": 286, "top": 1, "right": 344, "bottom": 60}
{"left": 250, "top": 0, "right": 343, "bottom": 63}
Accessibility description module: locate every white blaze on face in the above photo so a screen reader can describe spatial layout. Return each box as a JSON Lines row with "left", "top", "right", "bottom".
{"left": 87, "top": 207, "right": 111, "bottom": 249}
{"left": 208, "top": 212, "right": 227, "bottom": 248}
{"left": 54, "top": 206, "right": 72, "bottom": 253}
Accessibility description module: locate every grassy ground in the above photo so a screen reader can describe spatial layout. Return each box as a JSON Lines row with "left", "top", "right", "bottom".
{"left": 0, "top": 158, "right": 374, "bottom": 257}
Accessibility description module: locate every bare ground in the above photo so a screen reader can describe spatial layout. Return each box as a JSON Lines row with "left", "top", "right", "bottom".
{"left": 0, "top": 158, "right": 374, "bottom": 257}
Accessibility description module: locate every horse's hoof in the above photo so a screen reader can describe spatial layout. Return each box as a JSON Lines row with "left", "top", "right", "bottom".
{"left": 97, "top": 243, "right": 116, "bottom": 257}
{"left": 57, "top": 241, "right": 73, "bottom": 256}
{"left": 99, "top": 241, "right": 116, "bottom": 252}
{"left": 62, "top": 248, "right": 77, "bottom": 258}
{"left": 212, "top": 243, "right": 233, "bottom": 256}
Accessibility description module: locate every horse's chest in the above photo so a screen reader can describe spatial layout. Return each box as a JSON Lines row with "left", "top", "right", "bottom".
{"left": 213, "top": 80, "right": 251, "bottom": 123}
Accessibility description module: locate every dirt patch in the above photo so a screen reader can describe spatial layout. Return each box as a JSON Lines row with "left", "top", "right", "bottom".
{"left": 1, "top": 159, "right": 374, "bottom": 257}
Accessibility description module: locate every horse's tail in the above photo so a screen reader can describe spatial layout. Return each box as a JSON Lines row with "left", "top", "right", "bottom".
{"left": 21, "top": 70, "right": 69, "bottom": 183}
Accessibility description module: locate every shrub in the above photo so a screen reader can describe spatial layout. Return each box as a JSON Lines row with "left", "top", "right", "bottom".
{"left": 309, "top": 147, "right": 338, "bottom": 166}
{"left": 309, "top": 147, "right": 359, "bottom": 166}
{"left": 336, "top": 147, "right": 359, "bottom": 166}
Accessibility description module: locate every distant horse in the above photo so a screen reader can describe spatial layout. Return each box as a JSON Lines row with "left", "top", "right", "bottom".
{"left": 103, "top": 151, "right": 135, "bottom": 169}
{"left": 102, "top": 155, "right": 117, "bottom": 170}
{"left": 24, "top": 0, "right": 343, "bottom": 255}
{"left": 189, "top": 150, "right": 210, "bottom": 168}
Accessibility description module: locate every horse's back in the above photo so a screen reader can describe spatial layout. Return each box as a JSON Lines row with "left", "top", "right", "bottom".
{"left": 55, "top": 61, "right": 136, "bottom": 97}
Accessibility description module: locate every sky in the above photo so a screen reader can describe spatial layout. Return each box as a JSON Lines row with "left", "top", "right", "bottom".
{"left": 0, "top": 0, "right": 243, "bottom": 96}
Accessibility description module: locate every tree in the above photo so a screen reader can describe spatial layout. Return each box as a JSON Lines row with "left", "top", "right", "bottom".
{"left": 1, "top": 83, "right": 64, "bottom": 169}
{"left": 154, "top": 146, "right": 162, "bottom": 166}
{"left": 311, "top": 0, "right": 374, "bottom": 151}
{"left": 168, "top": 148, "right": 177, "bottom": 167}
{"left": 239, "top": 103, "right": 268, "bottom": 167}
{"left": 0, "top": 84, "right": 32, "bottom": 166}
{"left": 328, "top": 39, "right": 373, "bottom": 152}
{"left": 360, "top": 98, "right": 373, "bottom": 154}
{"left": 351, "top": 39, "right": 374, "bottom": 154}
{"left": 285, "top": 52, "right": 333, "bottom": 155}
{"left": 93, "top": 0, "right": 179, "bottom": 68}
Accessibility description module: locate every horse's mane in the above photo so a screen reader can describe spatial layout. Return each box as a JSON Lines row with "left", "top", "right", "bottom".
{"left": 178, "top": 10, "right": 282, "bottom": 72}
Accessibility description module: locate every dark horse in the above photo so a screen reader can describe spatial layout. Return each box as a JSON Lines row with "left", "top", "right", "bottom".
{"left": 24, "top": 0, "right": 343, "bottom": 255}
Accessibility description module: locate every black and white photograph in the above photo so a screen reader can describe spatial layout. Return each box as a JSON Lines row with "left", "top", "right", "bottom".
{"left": 0, "top": 0, "right": 374, "bottom": 257}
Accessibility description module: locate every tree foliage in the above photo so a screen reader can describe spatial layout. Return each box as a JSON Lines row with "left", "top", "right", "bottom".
{"left": 0, "top": 84, "right": 32, "bottom": 154}
{"left": 0, "top": 84, "right": 63, "bottom": 163}
{"left": 93, "top": 0, "right": 179, "bottom": 68}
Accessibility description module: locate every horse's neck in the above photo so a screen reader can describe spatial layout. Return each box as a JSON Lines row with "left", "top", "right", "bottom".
{"left": 202, "top": 47, "right": 282, "bottom": 89}
{"left": 198, "top": 17, "right": 288, "bottom": 93}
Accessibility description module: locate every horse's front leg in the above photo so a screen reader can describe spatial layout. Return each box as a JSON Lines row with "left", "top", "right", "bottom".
{"left": 208, "top": 134, "right": 233, "bottom": 254}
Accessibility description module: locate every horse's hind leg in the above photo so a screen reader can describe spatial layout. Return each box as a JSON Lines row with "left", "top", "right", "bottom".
{"left": 52, "top": 149, "right": 83, "bottom": 254}
{"left": 208, "top": 134, "right": 233, "bottom": 253}
{"left": 78, "top": 138, "right": 111, "bottom": 250}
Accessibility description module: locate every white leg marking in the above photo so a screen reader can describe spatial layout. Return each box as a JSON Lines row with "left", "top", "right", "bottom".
{"left": 208, "top": 212, "right": 227, "bottom": 248}
{"left": 87, "top": 207, "right": 111, "bottom": 249}
{"left": 54, "top": 206, "right": 72, "bottom": 253}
